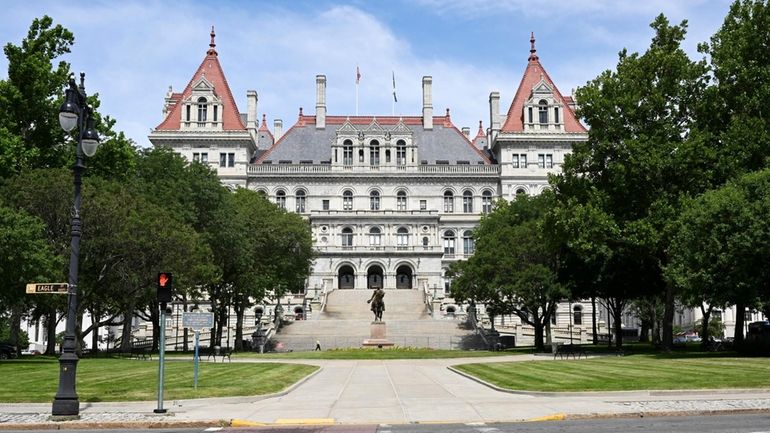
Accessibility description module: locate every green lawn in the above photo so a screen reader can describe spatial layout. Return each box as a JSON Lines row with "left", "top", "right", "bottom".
{"left": 0, "top": 357, "right": 317, "bottom": 403}
{"left": 454, "top": 355, "right": 770, "bottom": 392}
{"left": 229, "top": 347, "right": 517, "bottom": 360}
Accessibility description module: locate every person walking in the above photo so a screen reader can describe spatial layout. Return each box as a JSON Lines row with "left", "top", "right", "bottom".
{"left": 315, "top": 339, "right": 322, "bottom": 351}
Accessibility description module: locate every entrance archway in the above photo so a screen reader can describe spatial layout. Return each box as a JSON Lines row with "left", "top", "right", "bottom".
{"left": 367, "top": 265, "right": 384, "bottom": 290}
{"left": 396, "top": 265, "right": 413, "bottom": 289}
{"left": 338, "top": 265, "right": 355, "bottom": 289}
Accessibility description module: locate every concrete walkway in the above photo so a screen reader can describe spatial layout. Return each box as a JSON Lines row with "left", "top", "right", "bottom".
{"left": 2, "top": 355, "right": 770, "bottom": 428}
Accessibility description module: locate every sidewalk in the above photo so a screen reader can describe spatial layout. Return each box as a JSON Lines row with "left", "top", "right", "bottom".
{"left": 2, "top": 355, "right": 770, "bottom": 428}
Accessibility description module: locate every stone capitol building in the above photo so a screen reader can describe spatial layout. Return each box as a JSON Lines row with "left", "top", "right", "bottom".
{"left": 147, "top": 29, "right": 600, "bottom": 349}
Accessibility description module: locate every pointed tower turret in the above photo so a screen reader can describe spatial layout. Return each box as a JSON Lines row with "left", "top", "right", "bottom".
{"left": 491, "top": 33, "right": 588, "bottom": 201}
{"left": 149, "top": 27, "right": 257, "bottom": 187}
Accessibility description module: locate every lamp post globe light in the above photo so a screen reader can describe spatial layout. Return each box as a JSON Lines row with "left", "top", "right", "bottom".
{"left": 52, "top": 72, "right": 100, "bottom": 418}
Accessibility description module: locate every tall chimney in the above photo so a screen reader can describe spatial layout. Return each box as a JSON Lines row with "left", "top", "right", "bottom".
{"left": 247, "top": 90, "right": 258, "bottom": 141}
{"left": 461, "top": 127, "right": 470, "bottom": 138}
{"left": 274, "top": 119, "right": 283, "bottom": 141}
{"left": 489, "top": 91, "right": 501, "bottom": 141}
{"left": 422, "top": 76, "right": 433, "bottom": 130}
{"left": 316, "top": 75, "right": 326, "bottom": 129}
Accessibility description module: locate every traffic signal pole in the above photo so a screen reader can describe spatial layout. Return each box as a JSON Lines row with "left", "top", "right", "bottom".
{"left": 155, "top": 305, "right": 167, "bottom": 414}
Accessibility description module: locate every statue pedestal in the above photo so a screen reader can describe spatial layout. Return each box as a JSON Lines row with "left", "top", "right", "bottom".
{"left": 362, "top": 321, "right": 394, "bottom": 348}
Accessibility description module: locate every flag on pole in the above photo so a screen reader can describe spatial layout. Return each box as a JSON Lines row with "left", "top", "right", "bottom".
{"left": 356, "top": 66, "right": 361, "bottom": 84}
{"left": 392, "top": 71, "right": 397, "bottom": 103}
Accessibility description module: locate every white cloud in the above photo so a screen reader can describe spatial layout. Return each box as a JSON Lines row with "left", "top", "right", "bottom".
{"left": 0, "top": 0, "right": 732, "bottom": 149}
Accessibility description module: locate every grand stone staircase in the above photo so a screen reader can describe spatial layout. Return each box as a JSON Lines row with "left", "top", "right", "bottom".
{"left": 273, "top": 289, "right": 485, "bottom": 351}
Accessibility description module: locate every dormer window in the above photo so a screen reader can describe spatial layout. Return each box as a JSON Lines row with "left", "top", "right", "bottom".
{"left": 538, "top": 100, "right": 548, "bottom": 125}
{"left": 343, "top": 140, "right": 353, "bottom": 166}
{"left": 197, "top": 97, "right": 208, "bottom": 122}
{"left": 396, "top": 140, "right": 406, "bottom": 165}
{"left": 370, "top": 140, "right": 380, "bottom": 166}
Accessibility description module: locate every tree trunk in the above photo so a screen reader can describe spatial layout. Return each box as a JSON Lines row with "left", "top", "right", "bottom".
{"left": 613, "top": 307, "right": 623, "bottom": 348}
{"left": 235, "top": 302, "right": 245, "bottom": 351}
{"left": 90, "top": 309, "right": 100, "bottom": 354}
{"left": 662, "top": 283, "right": 675, "bottom": 350}
{"left": 120, "top": 304, "right": 134, "bottom": 351}
{"left": 591, "top": 296, "right": 598, "bottom": 345}
{"left": 533, "top": 320, "right": 545, "bottom": 352}
{"left": 9, "top": 308, "right": 22, "bottom": 355}
{"left": 639, "top": 318, "right": 650, "bottom": 343}
{"left": 700, "top": 304, "right": 712, "bottom": 350}
{"left": 734, "top": 302, "right": 745, "bottom": 342}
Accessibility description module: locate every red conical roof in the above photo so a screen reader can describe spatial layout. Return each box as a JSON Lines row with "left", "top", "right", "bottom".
{"left": 155, "top": 27, "right": 245, "bottom": 131}
{"left": 500, "top": 33, "right": 586, "bottom": 134}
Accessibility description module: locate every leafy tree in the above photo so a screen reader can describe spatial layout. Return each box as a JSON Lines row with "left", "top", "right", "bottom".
{"left": 552, "top": 15, "right": 709, "bottom": 348}
{"left": 450, "top": 194, "right": 566, "bottom": 351}
{"left": 668, "top": 168, "right": 770, "bottom": 343}
{"left": 0, "top": 16, "right": 72, "bottom": 176}
{"left": 0, "top": 206, "right": 60, "bottom": 351}
{"left": 207, "top": 188, "right": 314, "bottom": 350}
{"left": 697, "top": 0, "right": 770, "bottom": 182}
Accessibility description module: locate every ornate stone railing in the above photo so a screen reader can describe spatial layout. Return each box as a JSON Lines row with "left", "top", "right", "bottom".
{"left": 248, "top": 164, "right": 500, "bottom": 175}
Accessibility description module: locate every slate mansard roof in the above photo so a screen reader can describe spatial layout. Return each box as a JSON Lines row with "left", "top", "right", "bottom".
{"left": 257, "top": 115, "right": 491, "bottom": 165}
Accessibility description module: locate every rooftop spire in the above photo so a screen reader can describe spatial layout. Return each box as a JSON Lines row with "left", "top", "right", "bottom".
{"left": 476, "top": 120, "right": 484, "bottom": 136}
{"left": 207, "top": 26, "right": 217, "bottom": 56}
{"left": 259, "top": 114, "right": 269, "bottom": 130}
{"left": 528, "top": 31, "right": 538, "bottom": 61}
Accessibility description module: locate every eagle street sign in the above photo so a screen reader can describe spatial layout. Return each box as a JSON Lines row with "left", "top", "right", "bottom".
{"left": 26, "top": 283, "right": 69, "bottom": 294}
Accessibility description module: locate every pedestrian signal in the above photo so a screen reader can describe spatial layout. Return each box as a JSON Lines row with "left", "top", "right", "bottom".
{"left": 157, "top": 272, "right": 173, "bottom": 303}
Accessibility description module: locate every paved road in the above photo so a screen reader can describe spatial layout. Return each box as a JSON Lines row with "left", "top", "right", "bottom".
{"left": 6, "top": 413, "right": 770, "bottom": 432}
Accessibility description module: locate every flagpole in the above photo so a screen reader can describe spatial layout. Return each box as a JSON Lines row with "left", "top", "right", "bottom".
{"left": 356, "top": 65, "right": 361, "bottom": 116}
{"left": 392, "top": 70, "right": 396, "bottom": 116}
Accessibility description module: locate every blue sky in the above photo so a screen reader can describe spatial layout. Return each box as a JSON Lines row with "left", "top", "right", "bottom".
{"left": 1, "top": 0, "right": 732, "bottom": 148}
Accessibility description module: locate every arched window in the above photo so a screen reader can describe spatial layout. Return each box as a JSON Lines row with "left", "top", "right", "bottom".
{"left": 370, "top": 191, "right": 380, "bottom": 211}
{"left": 396, "top": 190, "right": 407, "bottom": 211}
{"left": 443, "top": 191, "right": 454, "bottom": 213}
{"left": 573, "top": 305, "right": 583, "bottom": 325}
{"left": 422, "top": 236, "right": 429, "bottom": 247}
{"left": 482, "top": 190, "right": 493, "bottom": 214}
{"left": 554, "top": 107, "right": 560, "bottom": 124}
{"left": 443, "top": 230, "right": 455, "bottom": 255}
{"left": 369, "top": 140, "right": 380, "bottom": 166}
{"left": 538, "top": 99, "right": 548, "bottom": 125}
{"left": 343, "top": 190, "right": 353, "bottom": 211}
{"left": 369, "top": 226, "right": 382, "bottom": 246}
{"left": 343, "top": 140, "right": 353, "bottom": 166}
{"left": 462, "top": 230, "right": 474, "bottom": 255}
{"left": 341, "top": 227, "right": 354, "bottom": 247}
{"left": 295, "top": 190, "right": 306, "bottom": 213}
{"left": 197, "top": 97, "right": 208, "bottom": 122}
{"left": 397, "top": 227, "right": 409, "bottom": 248}
{"left": 463, "top": 190, "right": 473, "bottom": 213}
{"left": 516, "top": 188, "right": 527, "bottom": 196}
{"left": 275, "top": 190, "right": 286, "bottom": 209}
{"left": 256, "top": 189, "right": 267, "bottom": 198}
{"left": 396, "top": 140, "right": 407, "bottom": 166}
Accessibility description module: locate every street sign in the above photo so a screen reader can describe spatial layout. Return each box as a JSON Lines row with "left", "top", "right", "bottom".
{"left": 26, "top": 283, "right": 68, "bottom": 294}
{"left": 182, "top": 312, "right": 214, "bottom": 330}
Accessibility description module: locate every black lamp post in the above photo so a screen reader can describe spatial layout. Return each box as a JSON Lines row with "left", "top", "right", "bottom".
{"left": 52, "top": 73, "right": 100, "bottom": 418}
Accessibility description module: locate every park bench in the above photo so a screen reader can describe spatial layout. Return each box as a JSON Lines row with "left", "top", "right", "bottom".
{"left": 206, "top": 346, "right": 232, "bottom": 362}
{"left": 131, "top": 347, "right": 153, "bottom": 360}
{"left": 553, "top": 344, "right": 586, "bottom": 360}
